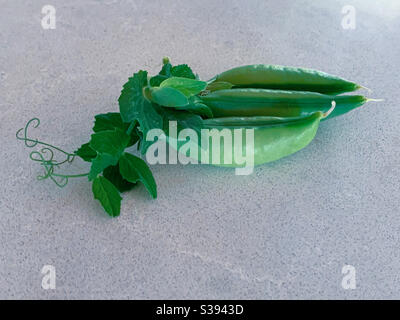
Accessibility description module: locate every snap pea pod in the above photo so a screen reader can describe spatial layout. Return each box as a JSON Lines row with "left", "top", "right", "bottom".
{"left": 212, "top": 64, "right": 362, "bottom": 95}
{"left": 171, "top": 103, "right": 335, "bottom": 167}
{"left": 202, "top": 115, "right": 307, "bottom": 127}
{"left": 199, "top": 88, "right": 366, "bottom": 120}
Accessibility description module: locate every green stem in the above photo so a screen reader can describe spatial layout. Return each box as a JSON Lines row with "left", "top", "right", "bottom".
{"left": 126, "top": 121, "right": 135, "bottom": 136}
{"left": 51, "top": 172, "right": 89, "bottom": 178}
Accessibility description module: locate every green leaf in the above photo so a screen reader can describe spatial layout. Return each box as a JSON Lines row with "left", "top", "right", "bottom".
{"left": 149, "top": 62, "right": 172, "bottom": 86}
{"left": 171, "top": 64, "right": 196, "bottom": 79}
{"left": 75, "top": 143, "right": 96, "bottom": 162}
{"left": 119, "top": 153, "right": 157, "bottom": 199}
{"left": 88, "top": 153, "right": 118, "bottom": 181}
{"left": 92, "top": 176, "right": 122, "bottom": 217}
{"left": 160, "top": 77, "right": 207, "bottom": 97}
{"left": 89, "top": 129, "right": 130, "bottom": 157}
{"left": 149, "top": 75, "right": 168, "bottom": 87}
{"left": 87, "top": 129, "right": 130, "bottom": 181}
{"left": 154, "top": 105, "right": 207, "bottom": 151}
{"left": 103, "top": 164, "right": 137, "bottom": 192}
{"left": 118, "top": 71, "right": 164, "bottom": 153}
{"left": 119, "top": 71, "right": 156, "bottom": 123}
{"left": 92, "top": 113, "right": 139, "bottom": 147}
{"left": 119, "top": 70, "right": 148, "bottom": 124}
{"left": 76, "top": 114, "right": 138, "bottom": 164}
{"left": 93, "top": 112, "right": 128, "bottom": 132}
{"left": 206, "top": 81, "right": 233, "bottom": 92}
{"left": 149, "top": 62, "right": 196, "bottom": 87}
{"left": 155, "top": 106, "right": 204, "bottom": 135}
{"left": 150, "top": 87, "right": 189, "bottom": 107}
{"left": 127, "top": 126, "right": 140, "bottom": 147}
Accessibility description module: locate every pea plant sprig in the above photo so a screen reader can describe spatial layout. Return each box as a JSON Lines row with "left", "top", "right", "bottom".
{"left": 17, "top": 58, "right": 376, "bottom": 217}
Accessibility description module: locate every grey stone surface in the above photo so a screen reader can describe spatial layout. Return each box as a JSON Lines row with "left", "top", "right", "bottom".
{"left": 0, "top": 0, "right": 399, "bottom": 299}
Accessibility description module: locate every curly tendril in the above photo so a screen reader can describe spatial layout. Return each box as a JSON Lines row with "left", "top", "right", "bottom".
{"left": 16, "top": 118, "right": 88, "bottom": 187}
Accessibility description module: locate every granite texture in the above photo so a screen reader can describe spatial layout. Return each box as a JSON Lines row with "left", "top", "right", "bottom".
{"left": 0, "top": 0, "right": 399, "bottom": 299}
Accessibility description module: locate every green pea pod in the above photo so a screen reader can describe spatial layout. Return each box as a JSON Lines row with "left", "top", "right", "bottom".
{"left": 199, "top": 88, "right": 367, "bottom": 120}
{"left": 202, "top": 115, "right": 307, "bottom": 127}
{"left": 212, "top": 64, "right": 363, "bottom": 95}
{"left": 167, "top": 103, "right": 335, "bottom": 167}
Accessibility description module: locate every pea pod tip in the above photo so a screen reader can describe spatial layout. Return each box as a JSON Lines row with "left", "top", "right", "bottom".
{"left": 366, "top": 98, "right": 384, "bottom": 102}
{"left": 358, "top": 84, "right": 372, "bottom": 94}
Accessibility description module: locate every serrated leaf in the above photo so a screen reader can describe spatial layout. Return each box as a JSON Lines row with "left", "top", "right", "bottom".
{"left": 75, "top": 143, "right": 96, "bottom": 162}
{"left": 88, "top": 153, "right": 118, "bottom": 181}
{"left": 92, "top": 176, "right": 122, "bottom": 217}
{"left": 119, "top": 153, "right": 157, "bottom": 199}
{"left": 128, "top": 129, "right": 140, "bottom": 148}
{"left": 103, "top": 164, "right": 137, "bottom": 192}
{"left": 160, "top": 77, "right": 207, "bottom": 97}
{"left": 171, "top": 64, "right": 196, "bottom": 79}
{"left": 93, "top": 112, "right": 128, "bottom": 132}
{"left": 92, "top": 113, "right": 139, "bottom": 147}
{"left": 154, "top": 105, "right": 207, "bottom": 151}
{"left": 149, "top": 62, "right": 196, "bottom": 87}
{"left": 150, "top": 87, "right": 189, "bottom": 107}
{"left": 119, "top": 71, "right": 157, "bottom": 124}
{"left": 149, "top": 61, "right": 172, "bottom": 86}
{"left": 149, "top": 75, "right": 168, "bottom": 87}
{"left": 118, "top": 71, "right": 164, "bottom": 154}
{"left": 119, "top": 69, "right": 146, "bottom": 123}
{"left": 87, "top": 129, "right": 130, "bottom": 181}
{"left": 89, "top": 129, "right": 130, "bottom": 157}
{"left": 156, "top": 106, "right": 204, "bottom": 135}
